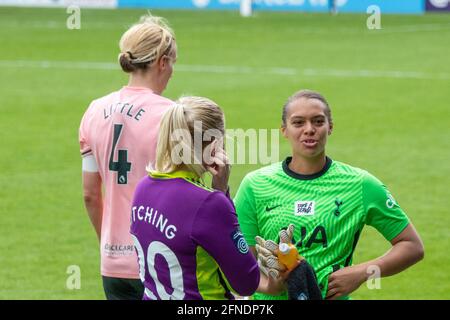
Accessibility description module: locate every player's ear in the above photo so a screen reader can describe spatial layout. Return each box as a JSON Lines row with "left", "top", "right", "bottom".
{"left": 158, "top": 55, "right": 168, "bottom": 70}
{"left": 328, "top": 121, "right": 333, "bottom": 135}
{"left": 209, "top": 139, "right": 217, "bottom": 157}
{"left": 281, "top": 125, "right": 287, "bottom": 138}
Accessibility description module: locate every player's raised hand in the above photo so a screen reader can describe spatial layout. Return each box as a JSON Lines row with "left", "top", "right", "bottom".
{"left": 255, "top": 236, "right": 287, "bottom": 279}
{"left": 256, "top": 225, "right": 301, "bottom": 279}
{"left": 279, "top": 224, "right": 295, "bottom": 245}
{"left": 205, "top": 139, "right": 230, "bottom": 193}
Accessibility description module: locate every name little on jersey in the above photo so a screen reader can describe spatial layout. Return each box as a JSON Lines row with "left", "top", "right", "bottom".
{"left": 104, "top": 102, "right": 145, "bottom": 122}
{"left": 132, "top": 206, "right": 177, "bottom": 240}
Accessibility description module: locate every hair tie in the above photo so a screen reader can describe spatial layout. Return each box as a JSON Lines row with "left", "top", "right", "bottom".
{"left": 126, "top": 51, "right": 135, "bottom": 60}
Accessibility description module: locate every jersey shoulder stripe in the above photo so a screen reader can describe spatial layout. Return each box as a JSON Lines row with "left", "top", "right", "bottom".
{"left": 148, "top": 171, "right": 214, "bottom": 193}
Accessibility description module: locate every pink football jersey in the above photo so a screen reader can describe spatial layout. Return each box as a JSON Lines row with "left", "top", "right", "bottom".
{"left": 79, "top": 86, "right": 173, "bottom": 278}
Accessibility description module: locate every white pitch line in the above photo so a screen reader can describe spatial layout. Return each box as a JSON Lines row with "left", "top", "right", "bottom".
{"left": 1, "top": 20, "right": 449, "bottom": 34}
{"left": 0, "top": 60, "right": 117, "bottom": 70}
{"left": 174, "top": 64, "right": 298, "bottom": 76}
{"left": 369, "top": 23, "right": 450, "bottom": 35}
{"left": 283, "top": 23, "right": 450, "bottom": 35}
{"left": 301, "top": 68, "right": 437, "bottom": 79}
{"left": 0, "top": 20, "right": 128, "bottom": 29}
{"left": 0, "top": 60, "right": 449, "bottom": 80}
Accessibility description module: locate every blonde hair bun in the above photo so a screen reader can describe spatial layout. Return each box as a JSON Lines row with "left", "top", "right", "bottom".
{"left": 118, "top": 13, "right": 176, "bottom": 73}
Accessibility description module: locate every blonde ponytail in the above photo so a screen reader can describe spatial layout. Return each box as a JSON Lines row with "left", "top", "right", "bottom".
{"left": 151, "top": 97, "right": 225, "bottom": 179}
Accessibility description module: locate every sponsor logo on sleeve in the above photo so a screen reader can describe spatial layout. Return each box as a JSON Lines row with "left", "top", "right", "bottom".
{"left": 386, "top": 194, "right": 397, "bottom": 209}
{"left": 231, "top": 229, "right": 249, "bottom": 254}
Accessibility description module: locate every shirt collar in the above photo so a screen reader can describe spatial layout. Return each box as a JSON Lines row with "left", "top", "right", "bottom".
{"left": 148, "top": 170, "right": 200, "bottom": 181}
{"left": 122, "top": 86, "right": 154, "bottom": 93}
{"left": 282, "top": 156, "right": 332, "bottom": 180}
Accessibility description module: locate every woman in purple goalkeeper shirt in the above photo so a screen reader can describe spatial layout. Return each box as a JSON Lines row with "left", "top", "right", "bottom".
{"left": 130, "top": 96, "right": 282, "bottom": 299}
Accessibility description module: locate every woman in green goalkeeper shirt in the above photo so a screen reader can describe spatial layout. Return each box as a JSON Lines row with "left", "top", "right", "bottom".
{"left": 234, "top": 90, "right": 424, "bottom": 300}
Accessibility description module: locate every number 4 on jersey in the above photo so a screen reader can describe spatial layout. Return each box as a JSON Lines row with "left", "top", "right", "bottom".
{"left": 109, "top": 124, "right": 131, "bottom": 184}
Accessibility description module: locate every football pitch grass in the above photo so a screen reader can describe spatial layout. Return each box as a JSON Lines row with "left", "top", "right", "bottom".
{"left": 0, "top": 7, "right": 449, "bottom": 299}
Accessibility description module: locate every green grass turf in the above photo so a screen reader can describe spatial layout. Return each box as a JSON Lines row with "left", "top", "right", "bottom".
{"left": 0, "top": 7, "right": 449, "bottom": 299}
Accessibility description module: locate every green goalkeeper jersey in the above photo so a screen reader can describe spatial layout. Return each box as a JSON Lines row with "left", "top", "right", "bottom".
{"left": 234, "top": 157, "right": 410, "bottom": 300}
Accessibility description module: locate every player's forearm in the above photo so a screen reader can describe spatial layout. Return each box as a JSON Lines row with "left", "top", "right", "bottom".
{"left": 82, "top": 171, "right": 103, "bottom": 242}
{"left": 83, "top": 194, "right": 103, "bottom": 242}
{"left": 356, "top": 239, "right": 424, "bottom": 281}
{"left": 256, "top": 273, "right": 270, "bottom": 294}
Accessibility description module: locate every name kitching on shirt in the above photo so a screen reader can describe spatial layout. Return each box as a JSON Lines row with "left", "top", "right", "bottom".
{"left": 132, "top": 205, "right": 177, "bottom": 240}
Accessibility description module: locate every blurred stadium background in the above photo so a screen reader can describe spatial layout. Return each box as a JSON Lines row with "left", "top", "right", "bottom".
{"left": 0, "top": 0, "right": 449, "bottom": 299}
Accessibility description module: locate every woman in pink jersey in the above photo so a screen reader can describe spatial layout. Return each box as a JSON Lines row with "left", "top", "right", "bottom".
{"left": 79, "top": 14, "right": 177, "bottom": 299}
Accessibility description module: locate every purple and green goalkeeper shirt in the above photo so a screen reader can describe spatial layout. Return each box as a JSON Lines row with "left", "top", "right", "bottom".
{"left": 130, "top": 170, "right": 260, "bottom": 300}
